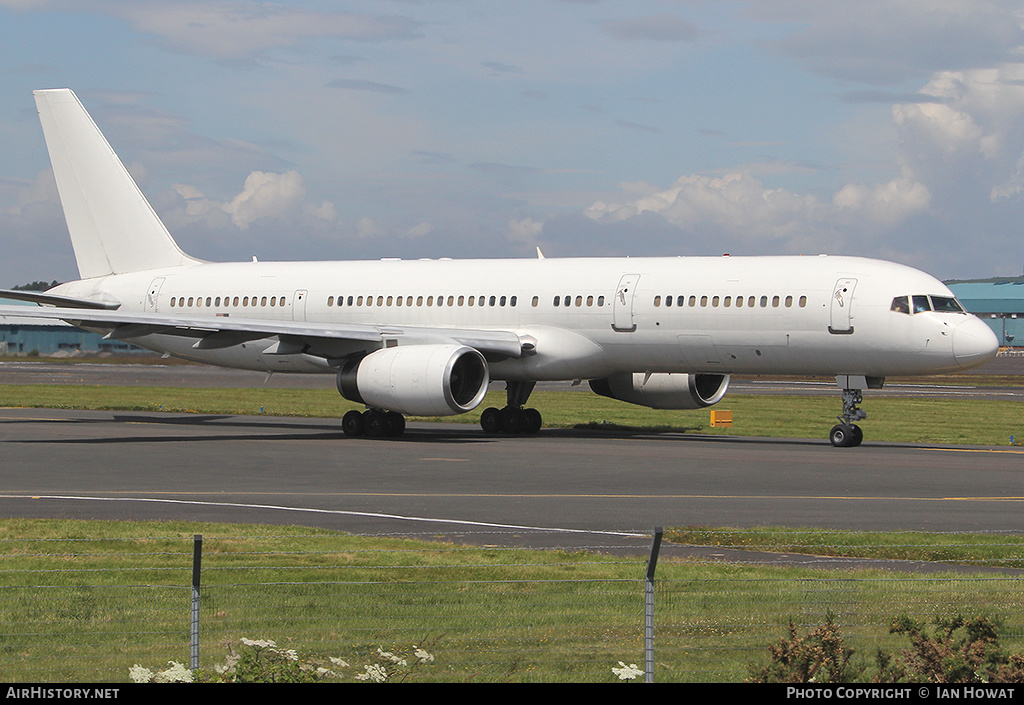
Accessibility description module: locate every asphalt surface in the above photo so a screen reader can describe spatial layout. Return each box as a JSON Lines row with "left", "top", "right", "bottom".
{"left": 1, "top": 402, "right": 1024, "bottom": 572}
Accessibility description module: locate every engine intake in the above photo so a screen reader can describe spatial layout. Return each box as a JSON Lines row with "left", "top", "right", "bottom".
{"left": 589, "top": 372, "right": 729, "bottom": 410}
{"left": 337, "top": 344, "right": 489, "bottom": 416}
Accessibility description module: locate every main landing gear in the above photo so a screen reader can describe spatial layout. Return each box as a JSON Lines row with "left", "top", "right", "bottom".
{"left": 342, "top": 408, "right": 406, "bottom": 438}
{"left": 828, "top": 378, "right": 878, "bottom": 448}
{"left": 480, "top": 381, "right": 543, "bottom": 435}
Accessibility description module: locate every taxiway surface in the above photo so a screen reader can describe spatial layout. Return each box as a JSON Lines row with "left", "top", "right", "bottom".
{"left": 2, "top": 407, "right": 1024, "bottom": 565}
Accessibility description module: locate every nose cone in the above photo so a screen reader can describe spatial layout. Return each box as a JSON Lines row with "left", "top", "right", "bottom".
{"left": 953, "top": 317, "right": 999, "bottom": 370}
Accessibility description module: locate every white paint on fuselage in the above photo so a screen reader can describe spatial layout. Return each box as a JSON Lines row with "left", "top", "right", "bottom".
{"left": 51, "top": 253, "right": 991, "bottom": 380}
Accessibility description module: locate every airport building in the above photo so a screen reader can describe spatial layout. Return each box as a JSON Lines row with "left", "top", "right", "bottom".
{"left": 948, "top": 279, "right": 1024, "bottom": 348}
{"left": 0, "top": 314, "right": 145, "bottom": 356}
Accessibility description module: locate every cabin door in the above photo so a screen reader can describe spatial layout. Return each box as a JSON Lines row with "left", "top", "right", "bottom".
{"left": 612, "top": 274, "right": 640, "bottom": 332}
{"left": 145, "top": 277, "right": 165, "bottom": 312}
{"left": 292, "top": 289, "right": 308, "bottom": 322}
{"left": 829, "top": 278, "right": 857, "bottom": 334}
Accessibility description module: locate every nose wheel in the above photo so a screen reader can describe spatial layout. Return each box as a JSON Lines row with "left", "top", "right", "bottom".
{"left": 829, "top": 422, "right": 863, "bottom": 448}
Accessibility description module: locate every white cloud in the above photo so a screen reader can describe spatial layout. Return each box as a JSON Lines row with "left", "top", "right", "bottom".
{"left": 158, "top": 170, "right": 336, "bottom": 232}
{"left": 225, "top": 170, "right": 306, "bottom": 229}
{"left": 0, "top": 1, "right": 421, "bottom": 59}
{"left": 585, "top": 171, "right": 930, "bottom": 247}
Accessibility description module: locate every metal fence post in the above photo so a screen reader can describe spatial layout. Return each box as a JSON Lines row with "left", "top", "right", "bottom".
{"left": 191, "top": 534, "right": 202, "bottom": 671}
{"left": 645, "top": 527, "right": 662, "bottom": 683}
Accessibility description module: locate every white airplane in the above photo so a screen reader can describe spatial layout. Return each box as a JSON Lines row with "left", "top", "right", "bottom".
{"left": 0, "top": 89, "right": 1000, "bottom": 446}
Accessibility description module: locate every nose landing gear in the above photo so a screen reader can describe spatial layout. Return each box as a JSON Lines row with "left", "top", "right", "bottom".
{"left": 829, "top": 376, "right": 883, "bottom": 447}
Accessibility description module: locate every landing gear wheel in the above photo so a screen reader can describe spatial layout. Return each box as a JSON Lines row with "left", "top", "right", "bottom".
{"left": 850, "top": 424, "right": 863, "bottom": 447}
{"left": 383, "top": 411, "right": 406, "bottom": 438}
{"left": 342, "top": 410, "right": 365, "bottom": 437}
{"left": 524, "top": 408, "right": 542, "bottom": 434}
{"left": 829, "top": 423, "right": 862, "bottom": 448}
{"left": 363, "top": 409, "right": 386, "bottom": 437}
{"left": 500, "top": 406, "right": 526, "bottom": 434}
{"left": 480, "top": 407, "right": 501, "bottom": 433}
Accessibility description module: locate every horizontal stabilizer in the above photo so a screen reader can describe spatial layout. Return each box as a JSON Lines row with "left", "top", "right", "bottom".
{"left": 0, "top": 288, "right": 120, "bottom": 310}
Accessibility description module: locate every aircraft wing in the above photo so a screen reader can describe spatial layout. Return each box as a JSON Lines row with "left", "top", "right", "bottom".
{"left": 0, "top": 304, "right": 526, "bottom": 360}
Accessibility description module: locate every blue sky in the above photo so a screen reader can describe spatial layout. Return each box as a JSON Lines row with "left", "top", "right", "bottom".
{"left": 2, "top": 1, "right": 1024, "bottom": 287}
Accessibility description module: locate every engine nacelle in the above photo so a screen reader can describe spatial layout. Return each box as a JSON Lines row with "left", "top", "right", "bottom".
{"left": 589, "top": 372, "right": 729, "bottom": 410}
{"left": 337, "top": 344, "right": 489, "bottom": 417}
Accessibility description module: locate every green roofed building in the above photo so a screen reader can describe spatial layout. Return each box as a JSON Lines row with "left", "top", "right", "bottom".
{"left": 947, "top": 279, "right": 1024, "bottom": 349}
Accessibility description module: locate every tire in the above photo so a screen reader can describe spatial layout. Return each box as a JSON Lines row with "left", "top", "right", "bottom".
{"left": 384, "top": 411, "right": 406, "bottom": 437}
{"left": 524, "top": 408, "right": 542, "bottom": 434}
{"left": 364, "top": 409, "right": 387, "bottom": 437}
{"left": 501, "top": 407, "right": 526, "bottom": 434}
{"left": 342, "top": 410, "right": 364, "bottom": 437}
{"left": 830, "top": 424, "right": 853, "bottom": 448}
{"left": 480, "top": 407, "right": 501, "bottom": 433}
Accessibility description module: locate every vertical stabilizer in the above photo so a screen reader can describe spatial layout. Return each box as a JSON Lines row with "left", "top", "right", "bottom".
{"left": 34, "top": 89, "right": 200, "bottom": 279}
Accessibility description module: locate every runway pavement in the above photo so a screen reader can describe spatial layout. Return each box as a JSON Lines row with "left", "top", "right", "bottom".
{"left": 2, "top": 406, "right": 1024, "bottom": 570}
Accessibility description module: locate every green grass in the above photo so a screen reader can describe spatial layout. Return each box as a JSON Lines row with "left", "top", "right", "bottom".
{"left": 3, "top": 519, "right": 1024, "bottom": 682}
{"left": 667, "top": 526, "right": 1024, "bottom": 569}
{"left": 0, "top": 383, "right": 1020, "bottom": 445}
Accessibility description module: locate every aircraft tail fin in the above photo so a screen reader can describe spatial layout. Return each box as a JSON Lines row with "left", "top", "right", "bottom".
{"left": 34, "top": 89, "right": 201, "bottom": 279}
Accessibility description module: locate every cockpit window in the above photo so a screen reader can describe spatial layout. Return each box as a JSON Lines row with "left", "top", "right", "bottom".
{"left": 930, "top": 296, "right": 965, "bottom": 313}
{"left": 893, "top": 294, "right": 967, "bottom": 315}
{"left": 890, "top": 296, "right": 909, "bottom": 314}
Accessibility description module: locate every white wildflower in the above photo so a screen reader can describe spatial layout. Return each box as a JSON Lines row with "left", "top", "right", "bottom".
{"left": 413, "top": 647, "right": 435, "bottom": 664}
{"left": 240, "top": 637, "right": 276, "bottom": 649}
{"left": 154, "top": 661, "right": 193, "bottom": 683}
{"left": 612, "top": 661, "right": 643, "bottom": 680}
{"left": 128, "top": 664, "right": 154, "bottom": 683}
{"left": 355, "top": 663, "right": 388, "bottom": 682}
{"left": 377, "top": 647, "right": 407, "bottom": 666}
{"left": 329, "top": 656, "right": 350, "bottom": 668}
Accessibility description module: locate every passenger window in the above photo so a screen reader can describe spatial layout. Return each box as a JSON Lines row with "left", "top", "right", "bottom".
{"left": 891, "top": 296, "right": 909, "bottom": 314}
{"left": 654, "top": 295, "right": 661, "bottom": 307}
{"left": 532, "top": 296, "right": 539, "bottom": 307}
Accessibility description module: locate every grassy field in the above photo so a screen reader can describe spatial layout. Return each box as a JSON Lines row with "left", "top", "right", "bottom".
{"left": 3, "top": 518, "right": 1024, "bottom": 682}
{"left": 0, "top": 382, "right": 1020, "bottom": 445}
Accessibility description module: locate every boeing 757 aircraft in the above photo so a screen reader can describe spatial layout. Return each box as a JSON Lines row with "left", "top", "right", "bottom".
{"left": 0, "top": 89, "right": 1000, "bottom": 446}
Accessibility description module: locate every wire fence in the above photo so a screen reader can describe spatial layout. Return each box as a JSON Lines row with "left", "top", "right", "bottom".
{"left": 3, "top": 529, "right": 1024, "bottom": 683}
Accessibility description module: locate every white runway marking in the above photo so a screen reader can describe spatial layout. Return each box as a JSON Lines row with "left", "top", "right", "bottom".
{"left": 2, "top": 493, "right": 648, "bottom": 538}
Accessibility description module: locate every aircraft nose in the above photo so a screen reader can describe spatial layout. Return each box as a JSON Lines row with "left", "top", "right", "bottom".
{"left": 953, "top": 317, "right": 999, "bottom": 370}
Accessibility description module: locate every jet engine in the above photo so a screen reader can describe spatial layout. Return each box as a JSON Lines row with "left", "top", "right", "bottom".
{"left": 589, "top": 372, "right": 729, "bottom": 410}
{"left": 337, "top": 344, "right": 489, "bottom": 417}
